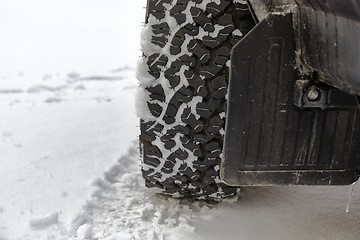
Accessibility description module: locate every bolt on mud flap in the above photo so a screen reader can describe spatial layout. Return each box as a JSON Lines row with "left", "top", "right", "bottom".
{"left": 221, "top": 13, "right": 360, "bottom": 186}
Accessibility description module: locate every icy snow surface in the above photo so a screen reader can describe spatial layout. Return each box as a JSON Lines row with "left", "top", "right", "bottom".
{"left": 0, "top": 0, "right": 359, "bottom": 240}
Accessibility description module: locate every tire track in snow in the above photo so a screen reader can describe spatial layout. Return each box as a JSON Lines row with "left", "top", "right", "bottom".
{"left": 65, "top": 142, "right": 214, "bottom": 240}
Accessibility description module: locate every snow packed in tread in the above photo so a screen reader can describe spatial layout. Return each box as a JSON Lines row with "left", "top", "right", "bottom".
{"left": 138, "top": 0, "right": 255, "bottom": 200}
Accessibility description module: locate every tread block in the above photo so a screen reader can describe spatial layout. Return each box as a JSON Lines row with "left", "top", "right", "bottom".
{"left": 152, "top": 22, "right": 170, "bottom": 35}
{"left": 187, "top": 40, "right": 211, "bottom": 64}
{"left": 170, "top": 4, "right": 187, "bottom": 16}
{"left": 206, "top": 0, "right": 230, "bottom": 17}
{"left": 191, "top": 7, "right": 215, "bottom": 32}
{"left": 151, "top": 36, "right": 168, "bottom": 47}
{"left": 174, "top": 13, "right": 187, "bottom": 25}
{"left": 148, "top": 103, "right": 163, "bottom": 117}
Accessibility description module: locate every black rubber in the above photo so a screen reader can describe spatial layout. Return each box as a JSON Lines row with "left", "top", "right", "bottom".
{"left": 138, "top": 0, "right": 255, "bottom": 200}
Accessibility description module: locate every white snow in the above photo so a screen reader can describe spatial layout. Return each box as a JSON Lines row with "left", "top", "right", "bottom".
{"left": 0, "top": 70, "right": 139, "bottom": 239}
{"left": 0, "top": 1, "right": 360, "bottom": 240}
{"left": 29, "top": 212, "right": 59, "bottom": 229}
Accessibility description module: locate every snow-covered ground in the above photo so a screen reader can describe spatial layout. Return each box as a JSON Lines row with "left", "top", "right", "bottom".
{"left": 0, "top": 1, "right": 359, "bottom": 240}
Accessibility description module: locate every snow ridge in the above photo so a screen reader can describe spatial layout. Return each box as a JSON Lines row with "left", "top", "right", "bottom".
{"left": 62, "top": 143, "right": 212, "bottom": 240}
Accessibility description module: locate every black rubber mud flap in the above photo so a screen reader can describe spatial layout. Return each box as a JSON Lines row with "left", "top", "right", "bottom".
{"left": 221, "top": 13, "right": 360, "bottom": 186}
